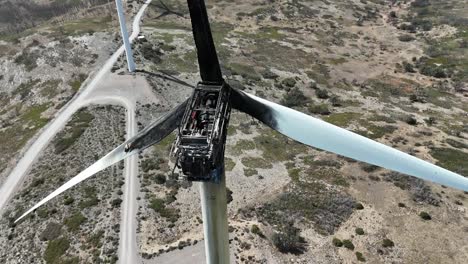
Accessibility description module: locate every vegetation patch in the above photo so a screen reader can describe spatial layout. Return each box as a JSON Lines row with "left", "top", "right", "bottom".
{"left": 356, "top": 251, "right": 366, "bottom": 262}
{"left": 362, "top": 77, "right": 415, "bottom": 102}
{"left": 332, "top": 237, "right": 343, "bottom": 247}
{"left": 68, "top": 73, "right": 88, "bottom": 92}
{"left": 20, "top": 103, "right": 50, "bottom": 128}
{"left": 149, "top": 197, "right": 180, "bottom": 223}
{"left": 257, "top": 180, "right": 355, "bottom": 235}
{"left": 306, "top": 64, "right": 331, "bottom": 85}
{"left": 14, "top": 79, "right": 40, "bottom": 99}
{"left": 47, "top": 15, "right": 112, "bottom": 37}
{"left": 308, "top": 103, "right": 330, "bottom": 115}
{"left": 79, "top": 186, "right": 99, "bottom": 209}
{"left": 304, "top": 158, "right": 343, "bottom": 169}
{"left": 253, "top": 129, "right": 307, "bottom": 163}
{"left": 251, "top": 41, "right": 316, "bottom": 72}
{"left": 430, "top": 148, "right": 467, "bottom": 175}
{"left": 229, "top": 139, "right": 256, "bottom": 155}
{"left": 40, "top": 79, "right": 62, "bottom": 99}
{"left": 324, "top": 112, "right": 360, "bottom": 127}
{"left": 44, "top": 237, "right": 70, "bottom": 264}
{"left": 226, "top": 62, "right": 261, "bottom": 82}
{"left": 241, "top": 156, "right": 272, "bottom": 169}
{"left": 281, "top": 88, "right": 309, "bottom": 107}
{"left": 445, "top": 139, "right": 468, "bottom": 149}
{"left": 356, "top": 121, "right": 398, "bottom": 139}
{"left": 251, "top": 224, "right": 264, "bottom": 238}
{"left": 382, "top": 172, "right": 440, "bottom": 206}
{"left": 225, "top": 157, "right": 236, "bottom": 171}
{"left": 419, "top": 211, "right": 432, "bottom": 220}
{"left": 87, "top": 230, "right": 104, "bottom": 249}
{"left": 271, "top": 223, "right": 307, "bottom": 254}
{"left": 307, "top": 167, "right": 348, "bottom": 187}
{"left": 288, "top": 167, "right": 301, "bottom": 182}
{"left": 54, "top": 109, "right": 94, "bottom": 154}
{"left": 355, "top": 227, "right": 365, "bottom": 235}
{"left": 64, "top": 212, "right": 87, "bottom": 232}
{"left": 244, "top": 168, "right": 258, "bottom": 177}
{"left": 14, "top": 49, "right": 40, "bottom": 71}
{"left": 343, "top": 239, "right": 355, "bottom": 250}
{"left": 382, "top": 238, "right": 395, "bottom": 248}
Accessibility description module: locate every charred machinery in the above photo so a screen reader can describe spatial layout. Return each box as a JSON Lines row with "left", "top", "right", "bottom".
{"left": 172, "top": 82, "right": 231, "bottom": 182}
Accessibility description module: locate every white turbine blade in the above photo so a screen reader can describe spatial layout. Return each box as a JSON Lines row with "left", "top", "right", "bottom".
{"left": 231, "top": 89, "right": 468, "bottom": 191}
{"left": 15, "top": 99, "right": 188, "bottom": 223}
{"left": 15, "top": 143, "right": 134, "bottom": 223}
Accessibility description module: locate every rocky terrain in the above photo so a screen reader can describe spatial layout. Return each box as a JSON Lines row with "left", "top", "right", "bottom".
{"left": 0, "top": 0, "right": 467, "bottom": 263}
{"left": 0, "top": 106, "right": 126, "bottom": 263}
{"left": 132, "top": 0, "right": 468, "bottom": 263}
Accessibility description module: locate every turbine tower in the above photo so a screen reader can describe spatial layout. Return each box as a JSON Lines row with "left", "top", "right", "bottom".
{"left": 115, "top": 0, "right": 136, "bottom": 72}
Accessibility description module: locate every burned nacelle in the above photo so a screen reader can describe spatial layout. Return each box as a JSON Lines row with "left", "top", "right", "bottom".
{"left": 173, "top": 82, "right": 231, "bottom": 182}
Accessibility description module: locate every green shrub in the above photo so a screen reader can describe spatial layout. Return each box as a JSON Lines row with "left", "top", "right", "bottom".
{"left": 227, "top": 62, "right": 261, "bottom": 81}
{"left": 361, "top": 164, "right": 379, "bottom": 172}
{"left": 14, "top": 50, "right": 39, "bottom": 71}
{"left": 64, "top": 212, "right": 87, "bottom": 231}
{"left": 251, "top": 224, "right": 265, "bottom": 238}
{"left": 111, "top": 198, "right": 122, "bottom": 208}
{"left": 63, "top": 196, "right": 74, "bottom": 206}
{"left": 281, "top": 77, "right": 297, "bottom": 88}
{"left": 149, "top": 198, "right": 180, "bottom": 223}
{"left": 419, "top": 211, "right": 431, "bottom": 220}
{"left": 356, "top": 251, "right": 366, "bottom": 262}
{"left": 87, "top": 230, "right": 104, "bottom": 248}
{"left": 37, "top": 208, "right": 48, "bottom": 218}
{"left": 419, "top": 64, "right": 447, "bottom": 78}
{"left": 398, "top": 35, "right": 415, "bottom": 42}
{"left": 308, "top": 103, "right": 330, "bottom": 115}
{"left": 141, "top": 159, "right": 160, "bottom": 173}
{"left": 411, "top": 0, "right": 430, "bottom": 7}
{"left": 281, "top": 88, "right": 309, "bottom": 107}
{"left": 355, "top": 203, "right": 364, "bottom": 210}
{"left": 141, "top": 43, "right": 162, "bottom": 64}
{"left": 332, "top": 237, "right": 343, "bottom": 247}
{"left": 44, "top": 237, "right": 70, "bottom": 264}
{"left": 272, "top": 224, "right": 306, "bottom": 254}
{"left": 31, "top": 177, "right": 45, "bottom": 187}
{"left": 430, "top": 148, "right": 467, "bottom": 175}
{"left": 329, "top": 96, "right": 342, "bottom": 107}
{"left": 382, "top": 238, "right": 394, "bottom": 247}
{"left": 315, "top": 89, "right": 329, "bottom": 99}
{"left": 398, "top": 202, "right": 406, "bottom": 207}
{"left": 403, "top": 61, "right": 415, "bottom": 73}
{"left": 154, "top": 174, "right": 166, "bottom": 184}
{"left": 355, "top": 227, "right": 365, "bottom": 235}
{"left": 68, "top": 73, "right": 88, "bottom": 92}
{"left": 226, "top": 187, "right": 233, "bottom": 204}
{"left": 54, "top": 109, "right": 94, "bottom": 154}
{"left": 244, "top": 168, "right": 258, "bottom": 177}
{"left": 405, "top": 116, "right": 418, "bottom": 125}
{"left": 343, "top": 239, "right": 355, "bottom": 250}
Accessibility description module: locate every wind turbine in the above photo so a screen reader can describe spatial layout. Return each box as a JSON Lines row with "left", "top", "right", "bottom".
{"left": 14, "top": 0, "right": 468, "bottom": 263}
{"left": 115, "top": 0, "right": 136, "bottom": 72}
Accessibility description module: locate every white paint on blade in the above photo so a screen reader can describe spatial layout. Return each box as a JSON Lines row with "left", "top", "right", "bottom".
{"left": 243, "top": 92, "right": 468, "bottom": 191}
